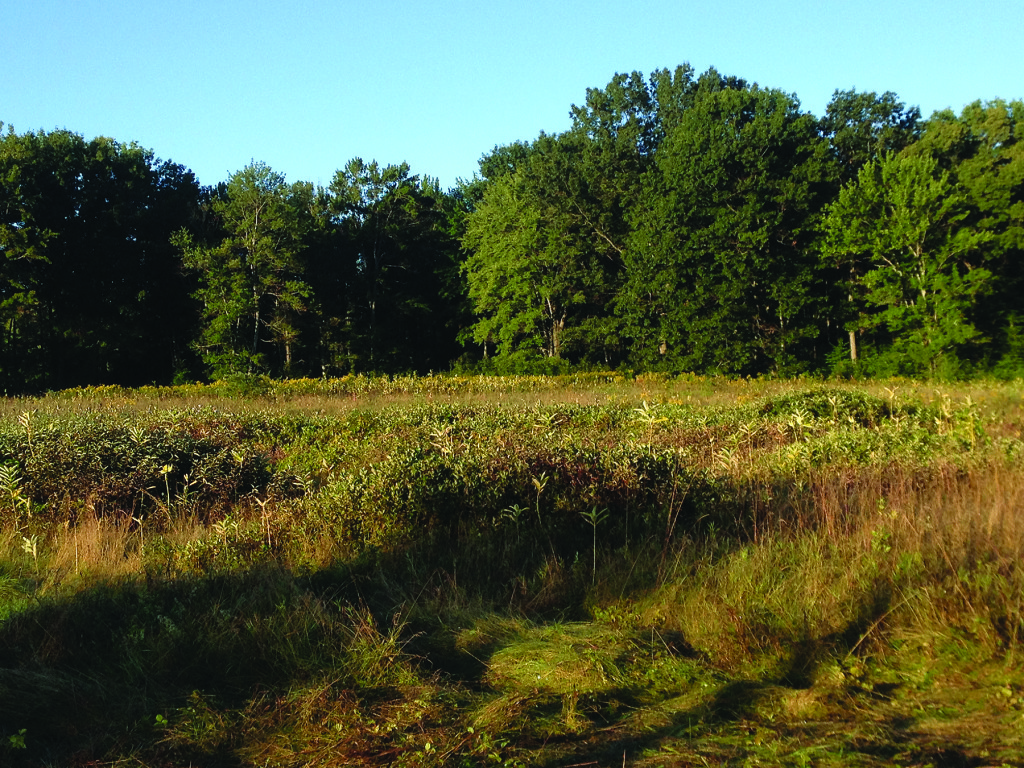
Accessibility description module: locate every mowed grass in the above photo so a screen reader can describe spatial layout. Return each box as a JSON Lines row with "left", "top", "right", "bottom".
{"left": 0, "top": 374, "right": 1022, "bottom": 766}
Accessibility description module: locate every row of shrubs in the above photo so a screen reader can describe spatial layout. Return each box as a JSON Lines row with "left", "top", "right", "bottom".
{"left": 0, "top": 388, "right": 999, "bottom": 548}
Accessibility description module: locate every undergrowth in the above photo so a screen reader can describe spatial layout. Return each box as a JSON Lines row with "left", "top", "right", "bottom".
{"left": 0, "top": 376, "right": 1022, "bottom": 766}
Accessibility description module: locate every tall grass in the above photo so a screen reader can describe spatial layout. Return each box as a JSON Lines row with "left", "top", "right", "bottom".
{"left": 0, "top": 376, "right": 1022, "bottom": 766}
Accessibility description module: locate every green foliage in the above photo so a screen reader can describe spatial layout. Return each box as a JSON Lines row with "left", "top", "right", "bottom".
{"left": 176, "top": 162, "right": 313, "bottom": 378}
{"left": 460, "top": 67, "right": 707, "bottom": 368}
{"left": 0, "top": 127, "right": 201, "bottom": 391}
{"left": 912, "top": 100, "right": 1024, "bottom": 369}
{"left": 217, "top": 371, "right": 275, "bottom": 398}
{"left": 823, "top": 153, "right": 992, "bottom": 376}
{"left": 754, "top": 387, "right": 894, "bottom": 425}
{"left": 327, "top": 159, "right": 466, "bottom": 374}
{"left": 993, "top": 315, "right": 1024, "bottom": 379}
{"left": 820, "top": 88, "right": 921, "bottom": 181}
{"left": 623, "top": 80, "right": 835, "bottom": 374}
{"left": 4, "top": 75, "right": 1024, "bottom": 390}
{"left": 0, "top": 409, "right": 278, "bottom": 521}
{"left": 461, "top": 138, "right": 624, "bottom": 365}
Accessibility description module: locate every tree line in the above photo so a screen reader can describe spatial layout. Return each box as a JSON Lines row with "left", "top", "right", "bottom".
{"left": 2, "top": 64, "right": 1022, "bottom": 391}
{"left": 0, "top": 138, "right": 468, "bottom": 391}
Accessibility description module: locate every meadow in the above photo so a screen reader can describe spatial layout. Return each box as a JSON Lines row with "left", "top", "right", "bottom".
{"left": 1, "top": 373, "right": 1022, "bottom": 767}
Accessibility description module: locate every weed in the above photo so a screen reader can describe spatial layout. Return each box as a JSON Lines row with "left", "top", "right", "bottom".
{"left": 580, "top": 506, "right": 609, "bottom": 585}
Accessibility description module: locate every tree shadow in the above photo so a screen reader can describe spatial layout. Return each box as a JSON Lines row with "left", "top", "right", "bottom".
{"left": 0, "top": 564, "right": 384, "bottom": 766}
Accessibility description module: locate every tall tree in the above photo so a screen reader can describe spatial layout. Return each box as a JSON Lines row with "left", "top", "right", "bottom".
{"left": 907, "top": 100, "right": 1024, "bottom": 370}
{"left": 622, "top": 83, "right": 835, "bottom": 374}
{"left": 821, "top": 89, "right": 921, "bottom": 183}
{"left": 329, "top": 159, "right": 463, "bottom": 372}
{"left": 822, "top": 153, "right": 991, "bottom": 376}
{"left": 458, "top": 141, "right": 533, "bottom": 210}
{"left": 461, "top": 134, "right": 628, "bottom": 366}
{"left": 175, "top": 162, "right": 310, "bottom": 378}
{"left": 458, "top": 68, "right": 696, "bottom": 368}
{"left": 0, "top": 123, "right": 50, "bottom": 390}
{"left": 463, "top": 169, "right": 591, "bottom": 361}
{"left": 0, "top": 126, "right": 200, "bottom": 391}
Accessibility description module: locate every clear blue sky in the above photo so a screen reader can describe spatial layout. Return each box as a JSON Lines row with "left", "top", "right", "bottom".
{"left": 4, "top": 0, "right": 1022, "bottom": 190}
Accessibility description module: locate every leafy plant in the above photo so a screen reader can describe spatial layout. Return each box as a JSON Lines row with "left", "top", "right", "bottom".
{"left": 579, "top": 506, "right": 609, "bottom": 584}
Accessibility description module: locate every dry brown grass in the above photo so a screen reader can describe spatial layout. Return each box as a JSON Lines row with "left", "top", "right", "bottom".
{"left": 642, "top": 456, "right": 1024, "bottom": 672}
{"left": 36, "top": 511, "right": 217, "bottom": 590}
{"left": 48, "top": 512, "right": 143, "bottom": 582}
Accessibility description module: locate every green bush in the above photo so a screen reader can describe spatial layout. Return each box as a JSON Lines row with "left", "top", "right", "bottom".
{"left": 0, "top": 410, "right": 276, "bottom": 521}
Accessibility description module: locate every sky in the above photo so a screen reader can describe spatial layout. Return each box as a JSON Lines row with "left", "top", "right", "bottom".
{"left": 4, "top": 0, "right": 1022, "bottom": 190}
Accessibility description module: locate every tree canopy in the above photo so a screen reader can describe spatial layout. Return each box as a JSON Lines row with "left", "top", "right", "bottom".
{"left": 0, "top": 126, "right": 200, "bottom": 391}
{"left": 2, "top": 66, "right": 1022, "bottom": 390}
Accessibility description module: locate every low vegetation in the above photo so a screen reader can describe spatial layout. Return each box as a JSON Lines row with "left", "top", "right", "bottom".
{"left": 1, "top": 374, "right": 1022, "bottom": 766}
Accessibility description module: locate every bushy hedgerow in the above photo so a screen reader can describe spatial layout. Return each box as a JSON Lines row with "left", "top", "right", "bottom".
{"left": 0, "top": 409, "right": 276, "bottom": 521}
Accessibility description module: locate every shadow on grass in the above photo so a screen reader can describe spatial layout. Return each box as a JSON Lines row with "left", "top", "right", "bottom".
{"left": 0, "top": 506, "right": 623, "bottom": 765}
{"left": 0, "top": 564, "right": 403, "bottom": 766}
{"left": 487, "top": 590, "right": 995, "bottom": 768}
{"left": 0, "top": 483, "right": 1006, "bottom": 768}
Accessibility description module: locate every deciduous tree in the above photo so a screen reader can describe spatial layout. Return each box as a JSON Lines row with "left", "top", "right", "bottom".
{"left": 0, "top": 126, "right": 200, "bottom": 390}
{"left": 329, "top": 159, "right": 463, "bottom": 372}
{"left": 622, "top": 82, "right": 834, "bottom": 374}
{"left": 823, "top": 153, "right": 991, "bottom": 375}
{"left": 175, "top": 162, "right": 310, "bottom": 378}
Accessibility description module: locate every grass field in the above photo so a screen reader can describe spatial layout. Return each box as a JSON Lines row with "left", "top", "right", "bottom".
{"left": 1, "top": 373, "right": 1023, "bottom": 767}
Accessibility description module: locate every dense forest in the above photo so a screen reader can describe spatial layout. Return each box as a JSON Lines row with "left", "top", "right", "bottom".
{"left": 2, "top": 64, "right": 1022, "bottom": 392}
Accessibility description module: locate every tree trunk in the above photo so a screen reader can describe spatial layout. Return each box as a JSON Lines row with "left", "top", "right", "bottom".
{"left": 552, "top": 316, "right": 565, "bottom": 358}
{"left": 253, "top": 308, "right": 260, "bottom": 365}
{"left": 848, "top": 286, "right": 858, "bottom": 361}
